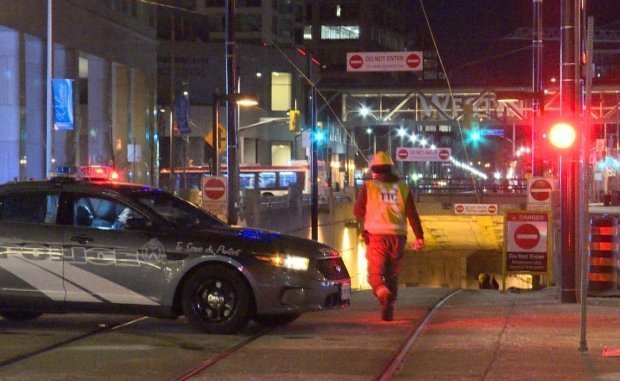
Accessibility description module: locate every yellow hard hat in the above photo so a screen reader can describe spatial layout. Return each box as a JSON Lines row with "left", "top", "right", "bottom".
{"left": 370, "top": 151, "right": 394, "bottom": 168}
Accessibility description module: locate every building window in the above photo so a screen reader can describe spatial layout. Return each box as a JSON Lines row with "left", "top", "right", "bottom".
{"left": 271, "top": 142, "right": 291, "bottom": 166}
{"left": 320, "top": 25, "right": 359, "bottom": 40}
{"left": 271, "top": 72, "right": 291, "bottom": 111}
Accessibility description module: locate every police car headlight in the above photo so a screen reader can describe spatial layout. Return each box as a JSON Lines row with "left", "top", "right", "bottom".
{"left": 257, "top": 254, "right": 309, "bottom": 271}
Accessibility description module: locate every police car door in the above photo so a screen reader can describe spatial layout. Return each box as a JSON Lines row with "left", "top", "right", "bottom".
{"left": 0, "top": 191, "right": 64, "bottom": 310}
{"left": 62, "top": 193, "right": 164, "bottom": 309}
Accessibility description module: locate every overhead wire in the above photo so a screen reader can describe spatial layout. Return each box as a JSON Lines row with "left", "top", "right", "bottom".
{"left": 137, "top": 0, "right": 368, "bottom": 164}
{"left": 138, "top": 0, "right": 487, "bottom": 183}
{"left": 418, "top": 0, "right": 481, "bottom": 202}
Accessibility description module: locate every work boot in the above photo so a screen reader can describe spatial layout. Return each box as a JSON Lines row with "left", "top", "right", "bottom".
{"left": 375, "top": 286, "right": 394, "bottom": 321}
{"left": 381, "top": 304, "right": 394, "bottom": 321}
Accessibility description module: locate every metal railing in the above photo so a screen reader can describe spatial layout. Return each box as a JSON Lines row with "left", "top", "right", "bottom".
{"left": 412, "top": 178, "right": 528, "bottom": 194}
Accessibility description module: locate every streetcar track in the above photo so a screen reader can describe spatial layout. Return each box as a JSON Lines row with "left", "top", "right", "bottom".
{"left": 378, "top": 289, "right": 463, "bottom": 381}
{"left": 0, "top": 316, "right": 148, "bottom": 369}
{"left": 173, "top": 326, "right": 272, "bottom": 381}
{"left": 171, "top": 289, "right": 462, "bottom": 381}
{"left": 1, "top": 290, "right": 462, "bottom": 380}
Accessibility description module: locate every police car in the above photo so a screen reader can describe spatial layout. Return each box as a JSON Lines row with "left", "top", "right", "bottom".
{"left": 0, "top": 175, "right": 350, "bottom": 334}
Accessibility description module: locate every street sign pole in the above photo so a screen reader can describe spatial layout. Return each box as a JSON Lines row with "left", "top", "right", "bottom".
{"left": 309, "top": 52, "right": 318, "bottom": 241}
{"left": 558, "top": 0, "right": 580, "bottom": 304}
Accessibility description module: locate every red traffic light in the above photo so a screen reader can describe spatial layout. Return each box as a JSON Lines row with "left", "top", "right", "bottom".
{"left": 548, "top": 121, "right": 576, "bottom": 149}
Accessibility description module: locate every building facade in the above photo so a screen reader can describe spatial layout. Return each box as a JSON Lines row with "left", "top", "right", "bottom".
{"left": 0, "top": 0, "right": 158, "bottom": 185}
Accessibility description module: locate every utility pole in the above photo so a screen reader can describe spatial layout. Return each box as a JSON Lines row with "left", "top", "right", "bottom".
{"left": 225, "top": 0, "right": 239, "bottom": 225}
{"left": 559, "top": 0, "right": 581, "bottom": 304}
{"left": 309, "top": 53, "right": 318, "bottom": 241}
{"left": 46, "top": 0, "right": 53, "bottom": 178}
{"left": 169, "top": 12, "right": 175, "bottom": 191}
{"left": 532, "top": 0, "right": 543, "bottom": 175}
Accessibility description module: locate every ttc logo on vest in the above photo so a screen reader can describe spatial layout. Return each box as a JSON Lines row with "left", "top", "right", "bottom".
{"left": 380, "top": 190, "right": 398, "bottom": 204}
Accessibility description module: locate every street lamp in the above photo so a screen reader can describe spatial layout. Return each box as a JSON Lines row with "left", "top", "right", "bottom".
{"left": 211, "top": 92, "right": 258, "bottom": 224}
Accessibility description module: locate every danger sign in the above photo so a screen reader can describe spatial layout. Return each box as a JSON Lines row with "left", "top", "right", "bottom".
{"left": 504, "top": 211, "right": 550, "bottom": 276}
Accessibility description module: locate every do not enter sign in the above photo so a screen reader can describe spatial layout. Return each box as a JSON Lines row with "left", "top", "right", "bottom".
{"left": 203, "top": 177, "right": 226, "bottom": 201}
{"left": 514, "top": 224, "right": 540, "bottom": 250}
{"left": 504, "top": 211, "right": 550, "bottom": 284}
{"left": 528, "top": 177, "right": 554, "bottom": 203}
{"left": 397, "top": 148, "right": 409, "bottom": 160}
{"left": 201, "top": 175, "right": 227, "bottom": 216}
{"left": 506, "top": 212, "right": 548, "bottom": 253}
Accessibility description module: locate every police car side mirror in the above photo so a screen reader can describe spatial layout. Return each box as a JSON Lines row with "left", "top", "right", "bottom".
{"left": 125, "top": 217, "right": 150, "bottom": 230}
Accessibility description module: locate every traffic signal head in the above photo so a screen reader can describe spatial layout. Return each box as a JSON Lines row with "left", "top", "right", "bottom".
{"left": 548, "top": 121, "right": 576, "bottom": 149}
{"left": 289, "top": 109, "right": 301, "bottom": 132}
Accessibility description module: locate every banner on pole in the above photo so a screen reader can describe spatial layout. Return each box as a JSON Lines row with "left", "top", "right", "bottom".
{"left": 175, "top": 95, "right": 191, "bottom": 134}
{"left": 52, "top": 79, "right": 74, "bottom": 130}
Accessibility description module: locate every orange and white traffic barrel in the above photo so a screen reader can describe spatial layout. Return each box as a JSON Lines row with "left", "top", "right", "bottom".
{"left": 588, "top": 215, "right": 619, "bottom": 296}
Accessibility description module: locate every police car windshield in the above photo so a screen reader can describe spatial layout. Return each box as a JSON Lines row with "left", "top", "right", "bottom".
{"left": 130, "top": 190, "right": 225, "bottom": 228}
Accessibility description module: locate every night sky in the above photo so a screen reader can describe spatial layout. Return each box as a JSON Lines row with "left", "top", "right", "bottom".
{"left": 415, "top": 0, "right": 620, "bottom": 86}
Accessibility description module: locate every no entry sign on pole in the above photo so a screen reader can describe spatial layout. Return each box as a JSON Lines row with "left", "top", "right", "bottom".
{"left": 503, "top": 210, "right": 551, "bottom": 290}
{"left": 201, "top": 175, "right": 227, "bottom": 216}
{"left": 395, "top": 147, "right": 451, "bottom": 162}
{"left": 346, "top": 51, "right": 423, "bottom": 72}
{"left": 527, "top": 177, "right": 555, "bottom": 211}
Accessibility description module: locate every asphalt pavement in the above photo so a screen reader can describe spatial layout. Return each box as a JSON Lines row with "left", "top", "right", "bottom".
{"left": 394, "top": 286, "right": 620, "bottom": 380}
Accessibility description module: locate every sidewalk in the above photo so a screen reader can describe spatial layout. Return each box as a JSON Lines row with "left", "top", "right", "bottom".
{"left": 396, "top": 287, "right": 620, "bottom": 380}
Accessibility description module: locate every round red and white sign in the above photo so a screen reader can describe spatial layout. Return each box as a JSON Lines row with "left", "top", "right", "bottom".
{"left": 349, "top": 54, "right": 364, "bottom": 69}
{"left": 438, "top": 149, "right": 451, "bottom": 160}
{"left": 203, "top": 178, "right": 226, "bottom": 201}
{"left": 397, "top": 148, "right": 409, "bottom": 160}
{"left": 488, "top": 205, "right": 497, "bottom": 214}
{"left": 514, "top": 224, "right": 540, "bottom": 250}
{"left": 529, "top": 179, "right": 552, "bottom": 202}
{"left": 406, "top": 53, "right": 421, "bottom": 69}
{"left": 455, "top": 204, "right": 465, "bottom": 214}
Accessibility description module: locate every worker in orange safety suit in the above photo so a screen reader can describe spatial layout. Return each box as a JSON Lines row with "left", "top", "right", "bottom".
{"left": 353, "top": 151, "right": 424, "bottom": 321}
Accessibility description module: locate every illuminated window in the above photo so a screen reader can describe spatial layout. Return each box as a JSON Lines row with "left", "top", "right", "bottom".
{"left": 271, "top": 72, "right": 292, "bottom": 111}
{"left": 258, "top": 172, "right": 277, "bottom": 188}
{"left": 320, "top": 25, "right": 359, "bottom": 40}
{"left": 239, "top": 173, "right": 255, "bottom": 189}
{"left": 271, "top": 142, "right": 291, "bottom": 165}
{"left": 279, "top": 172, "right": 298, "bottom": 187}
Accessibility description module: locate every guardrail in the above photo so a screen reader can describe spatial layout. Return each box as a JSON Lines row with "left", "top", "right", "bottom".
{"left": 413, "top": 178, "right": 528, "bottom": 194}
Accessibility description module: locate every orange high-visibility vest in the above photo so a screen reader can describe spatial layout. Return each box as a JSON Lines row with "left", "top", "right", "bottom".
{"left": 364, "top": 180, "right": 409, "bottom": 235}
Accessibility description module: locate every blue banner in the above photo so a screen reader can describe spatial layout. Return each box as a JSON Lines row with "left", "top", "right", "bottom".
{"left": 52, "top": 79, "right": 74, "bottom": 130}
{"left": 175, "top": 95, "right": 191, "bottom": 134}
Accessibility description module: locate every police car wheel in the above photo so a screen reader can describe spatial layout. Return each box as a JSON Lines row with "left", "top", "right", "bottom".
{"left": 181, "top": 265, "right": 252, "bottom": 334}
{"left": 0, "top": 310, "right": 42, "bottom": 321}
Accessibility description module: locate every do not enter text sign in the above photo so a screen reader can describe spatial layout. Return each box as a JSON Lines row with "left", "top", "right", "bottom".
{"left": 504, "top": 211, "right": 550, "bottom": 273}
{"left": 527, "top": 177, "right": 555, "bottom": 211}
{"left": 395, "top": 147, "right": 451, "bottom": 162}
{"left": 346, "top": 51, "right": 423, "bottom": 72}
{"left": 203, "top": 177, "right": 226, "bottom": 201}
{"left": 201, "top": 175, "right": 227, "bottom": 216}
